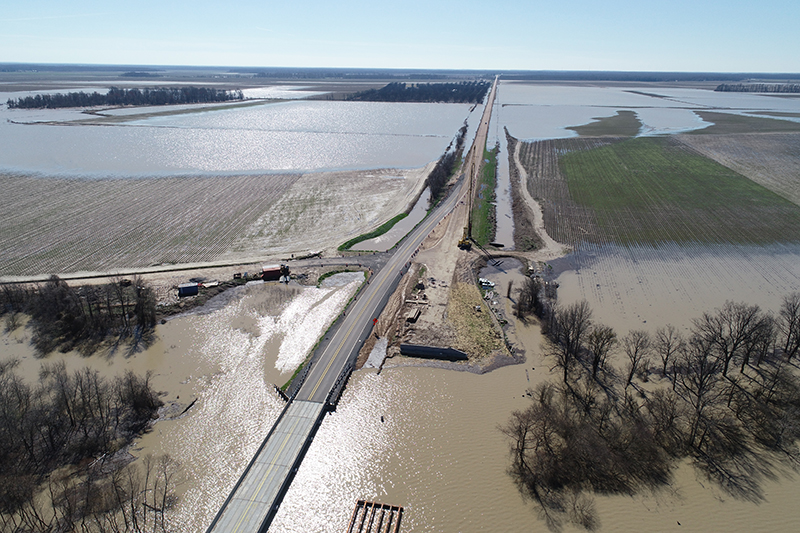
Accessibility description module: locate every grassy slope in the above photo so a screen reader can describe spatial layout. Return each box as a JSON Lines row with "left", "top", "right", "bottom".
{"left": 337, "top": 212, "right": 408, "bottom": 251}
{"left": 559, "top": 136, "right": 800, "bottom": 245}
{"left": 447, "top": 282, "right": 503, "bottom": 359}
{"left": 567, "top": 110, "right": 642, "bottom": 137}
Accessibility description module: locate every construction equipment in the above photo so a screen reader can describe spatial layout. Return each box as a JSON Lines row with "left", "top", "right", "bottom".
{"left": 458, "top": 225, "right": 472, "bottom": 250}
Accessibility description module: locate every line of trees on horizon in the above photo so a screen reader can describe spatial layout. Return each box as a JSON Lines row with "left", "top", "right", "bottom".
{"left": 348, "top": 80, "right": 490, "bottom": 103}
{"left": 506, "top": 284, "right": 800, "bottom": 530}
{"left": 715, "top": 83, "right": 800, "bottom": 93}
{"left": 6, "top": 86, "right": 244, "bottom": 109}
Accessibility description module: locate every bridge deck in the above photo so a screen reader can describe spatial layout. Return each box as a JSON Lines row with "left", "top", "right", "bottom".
{"left": 207, "top": 400, "right": 326, "bottom": 533}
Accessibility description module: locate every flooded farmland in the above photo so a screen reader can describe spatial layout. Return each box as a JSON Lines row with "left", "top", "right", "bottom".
{"left": 4, "top": 79, "right": 800, "bottom": 532}
{"left": 0, "top": 99, "right": 474, "bottom": 176}
{"left": 552, "top": 242, "right": 800, "bottom": 334}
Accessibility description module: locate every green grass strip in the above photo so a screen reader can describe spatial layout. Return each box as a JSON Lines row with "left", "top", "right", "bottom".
{"left": 471, "top": 147, "right": 498, "bottom": 247}
{"left": 567, "top": 110, "right": 642, "bottom": 137}
{"left": 337, "top": 212, "right": 408, "bottom": 251}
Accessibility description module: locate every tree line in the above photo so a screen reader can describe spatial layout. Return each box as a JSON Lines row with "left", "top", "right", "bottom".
{"left": 6, "top": 86, "right": 244, "bottom": 109}
{"left": 426, "top": 122, "right": 469, "bottom": 202}
{"left": 2, "top": 276, "right": 157, "bottom": 356}
{"left": 715, "top": 83, "right": 800, "bottom": 93}
{"left": 348, "top": 81, "right": 490, "bottom": 103}
{"left": 0, "top": 359, "right": 175, "bottom": 531}
{"left": 505, "top": 283, "right": 800, "bottom": 531}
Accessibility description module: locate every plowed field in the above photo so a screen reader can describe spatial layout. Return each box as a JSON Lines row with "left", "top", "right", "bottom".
{"left": 0, "top": 173, "right": 299, "bottom": 276}
{"left": 517, "top": 135, "right": 800, "bottom": 248}
{"left": 0, "top": 166, "right": 428, "bottom": 277}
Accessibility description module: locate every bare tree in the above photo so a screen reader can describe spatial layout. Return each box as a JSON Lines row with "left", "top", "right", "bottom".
{"left": 655, "top": 324, "right": 685, "bottom": 380}
{"left": 623, "top": 330, "right": 651, "bottom": 389}
{"left": 515, "top": 277, "right": 543, "bottom": 319}
{"left": 550, "top": 301, "right": 593, "bottom": 384}
{"left": 676, "top": 335, "right": 723, "bottom": 448}
{"left": 693, "top": 301, "right": 763, "bottom": 377}
{"left": 586, "top": 324, "right": 616, "bottom": 381}
{"left": 779, "top": 292, "right": 800, "bottom": 362}
{"left": 740, "top": 313, "right": 776, "bottom": 372}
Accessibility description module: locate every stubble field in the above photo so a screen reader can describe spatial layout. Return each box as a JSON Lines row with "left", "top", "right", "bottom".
{"left": 0, "top": 173, "right": 299, "bottom": 277}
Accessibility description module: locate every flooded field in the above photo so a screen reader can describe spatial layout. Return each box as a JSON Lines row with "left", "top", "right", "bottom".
{"left": 491, "top": 81, "right": 800, "bottom": 251}
{"left": 0, "top": 99, "right": 473, "bottom": 176}
{"left": 0, "top": 277, "right": 362, "bottom": 531}
{"left": 270, "top": 252, "right": 800, "bottom": 532}
{"left": 4, "top": 79, "right": 800, "bottom": 532}
{"left": 553, "top": 242, "right": 800, "bottom": 340}
{"left": 0, "top": 87, "right": 479, "bottom": 277}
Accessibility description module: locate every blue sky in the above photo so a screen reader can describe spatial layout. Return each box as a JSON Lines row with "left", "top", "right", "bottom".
{"left": 1, "top": 0, "right": 798, "bottom": 72}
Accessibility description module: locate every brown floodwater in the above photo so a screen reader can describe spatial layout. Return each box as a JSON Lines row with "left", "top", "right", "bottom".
{"left": 269, "top": 251, "right": 800, "bottom": 532}
{"left": 5, "top": 249, "right": 800, "bottom": 532}
{"left": 553, "top": 243, "right": 800, "bottom": 334}
{"left": 0, "top": 279, "right": 362, "bottom": 532}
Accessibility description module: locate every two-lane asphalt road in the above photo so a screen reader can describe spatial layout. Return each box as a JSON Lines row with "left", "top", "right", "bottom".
{"left": 297, "top": 75, "right": 499, "bottom": 403}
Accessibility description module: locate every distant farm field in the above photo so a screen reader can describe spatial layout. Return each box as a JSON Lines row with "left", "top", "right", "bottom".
{"left": 517, "top": 135, "right": 800, "bottom": 247}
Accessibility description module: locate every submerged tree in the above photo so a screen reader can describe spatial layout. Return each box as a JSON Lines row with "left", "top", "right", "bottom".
{"left": 508, "top": 296, "right": 800, "bottom": 530}
{"left": 548, "top": 300, "right": 593, "bottom": 384}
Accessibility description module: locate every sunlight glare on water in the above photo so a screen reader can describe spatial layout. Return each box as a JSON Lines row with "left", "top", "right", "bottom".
{"left": 164, "top": 296, "right": 286, "bottom": 531}
{"left": 150, "top": 281, "right": 362, "bottom": 532}
{"left": 275, "top": 279, "right": 362, "bottom": 372}
{"left": 0, "top": 100, "right": 472, "bottom": 175}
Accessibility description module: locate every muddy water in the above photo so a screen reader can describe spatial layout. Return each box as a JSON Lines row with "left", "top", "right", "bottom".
{"left": 270, "top": 255, "right": 800, "bottom": 532}
{"left": 351, "top": 188, "right": 431, "bottom": 252}
{"left": 273, "top": 364, "right": 800, "bottom": 533}
{"left": 553, "top": 243, "right": 800, "bottom": 334}
{"left": 0, "top": 279, "right": 362, "bottom": 532}
{"left": 271, "top": 365, "right": 537, "bottom": 532}
{"left": 490, "top": 86, "right": 516, "bottom": 249}
{"left": 6, "top": 255, "right": 800, "bottom": 531}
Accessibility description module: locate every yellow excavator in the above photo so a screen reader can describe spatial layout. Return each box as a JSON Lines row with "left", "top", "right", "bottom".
{"left": 458, "top": 224, "right": 472, "bottom": 250}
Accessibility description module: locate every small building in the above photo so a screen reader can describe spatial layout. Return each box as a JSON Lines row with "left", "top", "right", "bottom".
{"left": 262, "top": 263, "right": 290, "bottom": 281}
{"left": 177, "top": 282, "right": 199, "bottom": 297}
{"left": 262, "top": 264, "right": 282, "bottom": 281}
{"left": 405, "top": 308, "right": 421, "bottom": 323}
